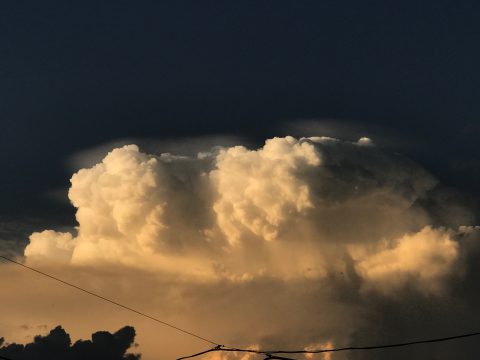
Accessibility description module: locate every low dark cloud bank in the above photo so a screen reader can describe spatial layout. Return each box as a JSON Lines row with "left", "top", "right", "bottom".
{"left": 0, "top": 326, "right": 140, "bottom": 360}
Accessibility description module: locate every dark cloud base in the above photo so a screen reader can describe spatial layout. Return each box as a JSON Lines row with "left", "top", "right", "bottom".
{"left": 0, "top": 326, "right": 140, "bottom": 360}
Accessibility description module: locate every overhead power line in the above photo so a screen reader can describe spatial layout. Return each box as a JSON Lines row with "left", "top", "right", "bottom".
{"left": 177, "top": 331, "right": 480, "bottom": 360}
{"left": 0, "top": 255, "right": 219, "bottom": 346}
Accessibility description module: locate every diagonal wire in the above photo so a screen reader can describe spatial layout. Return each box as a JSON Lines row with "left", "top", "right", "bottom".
{"left": 0, "top": 255, "right": 220, "bottom": 346}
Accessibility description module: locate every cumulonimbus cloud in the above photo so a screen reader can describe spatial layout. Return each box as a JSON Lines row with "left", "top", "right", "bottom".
{"left": 24, "top": 136, "right": 477, "bottom": 295}
{"left": 14, "top": 136, "right": 480, "bottom": 359}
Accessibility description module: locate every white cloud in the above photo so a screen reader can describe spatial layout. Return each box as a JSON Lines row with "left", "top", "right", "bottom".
{"left": 24, "top": 136, "right": 475, "bottom": 295}
{"left": 352, "top": 226, "right": 459, "bottom": 295}
{"left": 25, "top": 230, "right": 75, "bottom": 263}
{"left": 211, "top": 136, "right": 320, "bottom": 244}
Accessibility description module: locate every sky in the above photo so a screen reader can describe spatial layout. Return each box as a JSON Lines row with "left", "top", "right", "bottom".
{"left": 1, "top": 1, "right": 480, "bottom": 360}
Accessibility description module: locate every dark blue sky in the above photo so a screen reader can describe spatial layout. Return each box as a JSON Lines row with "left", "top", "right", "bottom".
{"left": 1, "top": 0, "right": 480, "bottom": 226}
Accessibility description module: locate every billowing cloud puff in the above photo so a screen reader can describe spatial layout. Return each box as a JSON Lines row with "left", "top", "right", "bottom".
{"left": 352, "top": 226, "right": 459, "bottom": 295}
{"left": 25, "top": 230, "right": 75, "bottom": 263}
{"left": 24, "top": 136, "right": 475, "bottom": 295}
{"left": 68, "top": 144, "right": 169, "bottom": 261}
{"left": 211, "top": 136, "right": 320, "bottom": 244}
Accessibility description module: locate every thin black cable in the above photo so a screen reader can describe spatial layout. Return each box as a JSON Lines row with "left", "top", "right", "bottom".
{"left": 177, "top": 331, "right": 480, "bottom": 359}
{"left": 0, "top": 255, "right": 219, "bottom": 346}
{"left": 269, "top": 331, "right": 480, "bottom": 354}
{"left": 0, "top": 356, "right": 14, "bottom": 360}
